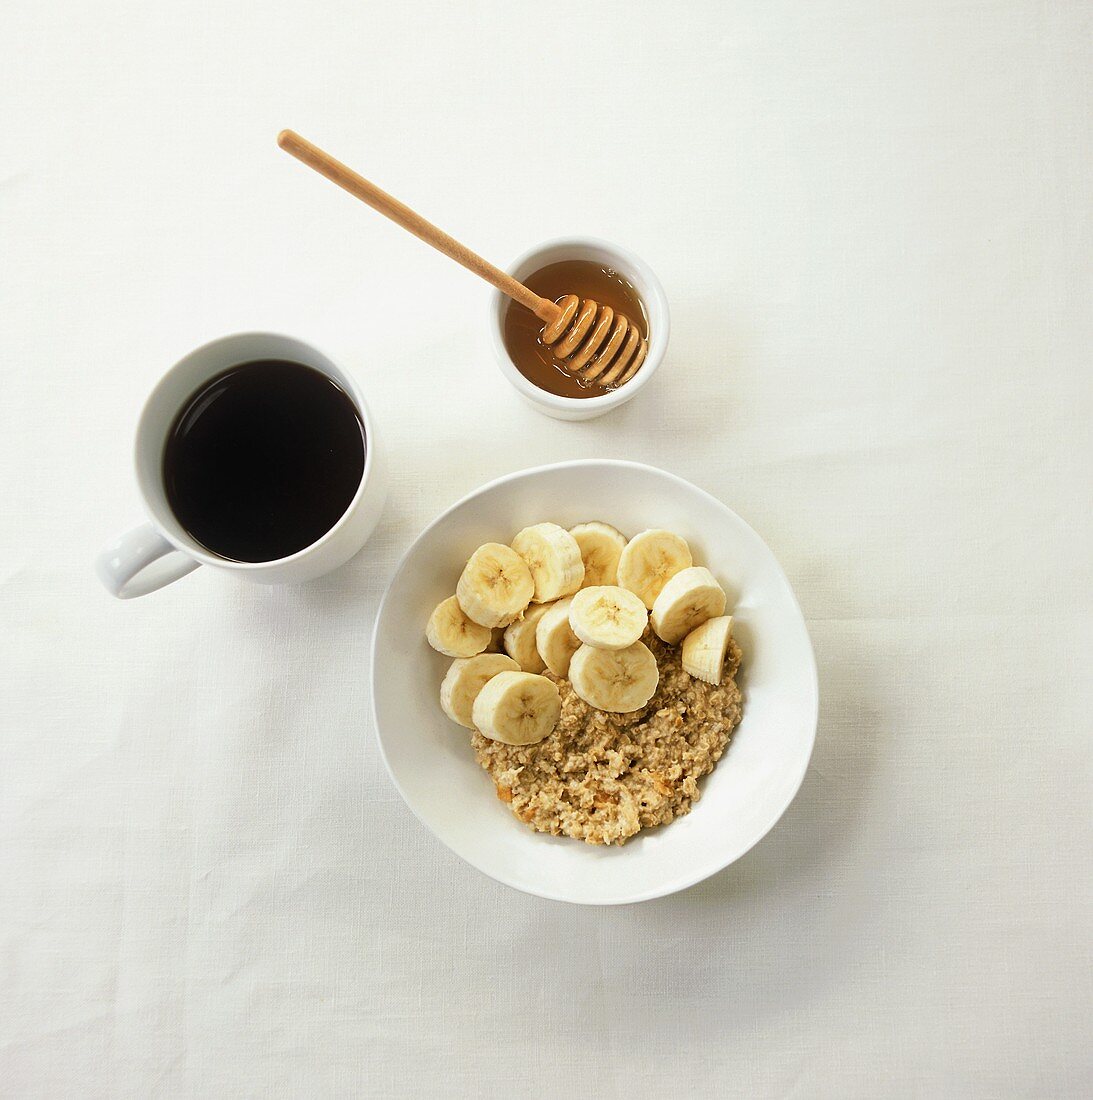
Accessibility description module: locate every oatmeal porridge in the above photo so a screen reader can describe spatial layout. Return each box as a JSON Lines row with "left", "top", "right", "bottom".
{"left": 471, "top": 630, "right": 743, "bottom": 845}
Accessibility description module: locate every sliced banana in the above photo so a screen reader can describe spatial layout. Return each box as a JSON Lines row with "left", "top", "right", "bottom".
{"left": 439, "top": 653, "right": 520, "bottom": 729}
{"left": 568, "top": 585, "right": 648, "bottom": 650}
{"left": 510, "top": 523, "right": 584, "bottom": 603}
{"left": 425, "top": 595, "right": 493, "bottom": 657}
{"left": 681, "top": 615, "right": 734, "bottom": 685}
{"left": 616, "top": 529, "right": 693, "bottom": 609}
{"left": 472, "top": 671, "right": 562, "bottom": 746}
{"left": 568, "top": 641, "right": 659, "bottom": 713}
{"left": 650, "top": 566, "right": 727, "bottom": 644}
{"left": 569, "top": 521, "right": 627, "bottom": 588}
{"left": 502, "top": 602, "right": 552, "bottom": 673}
{"left": 535, "top": 596, "right": 581, "bottom": 677}
{"left": 456, "top": 542, "right": 535, "bottom": 628}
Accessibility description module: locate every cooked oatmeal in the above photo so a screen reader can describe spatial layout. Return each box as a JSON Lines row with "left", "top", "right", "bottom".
{"left": 470, "top": 629, "right": 743, "bottom": 845}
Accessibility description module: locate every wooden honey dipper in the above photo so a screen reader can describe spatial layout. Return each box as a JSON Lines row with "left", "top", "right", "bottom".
{"left": 277, "top": 130, "right": 649, "bottom": 388}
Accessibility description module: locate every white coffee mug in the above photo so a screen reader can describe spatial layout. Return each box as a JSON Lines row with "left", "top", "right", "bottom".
{"left": 96, "top": 332, "right": 387, "bottom": 599}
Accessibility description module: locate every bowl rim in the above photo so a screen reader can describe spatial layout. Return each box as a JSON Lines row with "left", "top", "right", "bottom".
{"left": 369, "top": 458, "right": 819, "bottom": 905}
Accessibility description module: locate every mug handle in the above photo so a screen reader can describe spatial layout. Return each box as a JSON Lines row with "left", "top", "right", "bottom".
{"left": 96, "top": 522, "right": 201, "bottom": 599}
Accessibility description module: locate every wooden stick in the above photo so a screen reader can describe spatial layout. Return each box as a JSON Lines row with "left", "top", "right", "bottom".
{"left": 277, "top": 129, "right": 560, "bottom": 325}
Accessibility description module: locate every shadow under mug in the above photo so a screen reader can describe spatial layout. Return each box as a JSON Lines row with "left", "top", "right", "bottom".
{"left": 95, "top": 332, "right": 387, "bottom": 599}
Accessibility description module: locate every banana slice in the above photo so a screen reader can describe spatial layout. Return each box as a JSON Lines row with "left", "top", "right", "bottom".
{"left": 616, "top": 529, "right": 693, "bottom": 609}
{"left": 681, "top": 615, "right": 734, "bottom": 685}
{"left": 568, "top": 586, "right": 648, "bottom": 650}
{"left": 650, "top": 566, "right": 727, "bottom": 644}
{"left": 439, "top": 653, "right": 520, "bottom": 728}
{"left": 535, "top": 596, "right": 581, "bottom": 677}
{"left": 456, "top": 543, "right": 535, "bottom": 627}
{"left": 484, "top": 626, "right": 506, "bottom": 653}
{"left": 510, "top": 523, "right": 584, "bottom": 603}
{"left": 502, "top": 602, "right": 552, "bottom": 673}
{"left": 569, "top": 521, "right": 627, "bottom": 588}
{"left": 472, "top": 671, "right": 561, "bottom": 746}
{"left": 568, "top": 641, "right": 659, "bottom": 713}
{"left": 425, "top": 595, "right": 493, "bottom": 657}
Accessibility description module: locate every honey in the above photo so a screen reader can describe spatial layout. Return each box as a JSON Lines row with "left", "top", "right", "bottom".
{"left": 502, "top": 260, "right": 649, "bottom": 399}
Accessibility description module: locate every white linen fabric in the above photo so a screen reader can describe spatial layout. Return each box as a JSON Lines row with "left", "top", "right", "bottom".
{"left": 1, "top": 1, "right": 1089, "bottom": 1096}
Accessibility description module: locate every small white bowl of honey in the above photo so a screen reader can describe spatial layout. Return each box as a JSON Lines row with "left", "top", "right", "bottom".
{"left": 488, "top": 237, "right": 670, "bottom": 421}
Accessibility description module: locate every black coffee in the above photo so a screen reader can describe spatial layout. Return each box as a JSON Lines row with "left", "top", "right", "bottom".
{"left": 163, "top": 359, "right": 365, "bottom": 563}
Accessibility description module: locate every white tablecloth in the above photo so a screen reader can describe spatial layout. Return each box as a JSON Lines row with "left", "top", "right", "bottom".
{"left": 2, "top": 1, "right": 1090, "bottom": 1095}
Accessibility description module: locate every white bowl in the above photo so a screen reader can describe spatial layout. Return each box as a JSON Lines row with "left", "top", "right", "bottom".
{"left": 371, "top": 461, "right": 818, "bottom": 905}
{"left": 488, "top": 237, "right": 670, "bottom": 422}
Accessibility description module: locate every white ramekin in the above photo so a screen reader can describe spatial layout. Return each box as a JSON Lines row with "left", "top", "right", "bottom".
{"left": 488, "top": 237, "right": 670, "bottom": 422}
